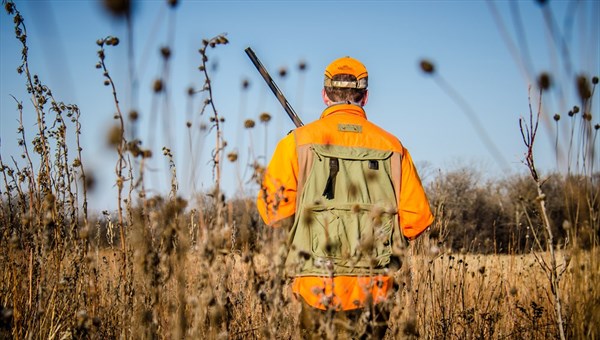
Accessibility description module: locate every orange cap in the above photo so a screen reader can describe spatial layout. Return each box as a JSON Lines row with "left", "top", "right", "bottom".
{"left": 324, "top": 56, "right": 368, "bottom": 89}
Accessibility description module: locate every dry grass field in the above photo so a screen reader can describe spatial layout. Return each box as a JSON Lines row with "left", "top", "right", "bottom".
{"left": 1, "top": 1, "right": 599, "bottom": 339}
{"left": 2, "top": 218, "right": 597, "bottom": 339}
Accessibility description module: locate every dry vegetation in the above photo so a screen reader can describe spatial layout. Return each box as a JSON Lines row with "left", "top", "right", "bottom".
{"left": 1, "top": 0, "right": 599, "bottom": 339}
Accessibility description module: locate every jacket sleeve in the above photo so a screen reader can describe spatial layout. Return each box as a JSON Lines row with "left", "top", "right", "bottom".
{"left": 398, "top": 148, "right": 434, "bottom": 239}
{"left": 256, "top": 133, "right": 299, "bottom": 226}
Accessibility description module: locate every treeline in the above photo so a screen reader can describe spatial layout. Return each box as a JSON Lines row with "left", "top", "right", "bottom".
{"left": 1, "top": 166, "right": 598, "bottom": 256}
{"left": 425, "top": 166, "right": 599, "bottom": 253}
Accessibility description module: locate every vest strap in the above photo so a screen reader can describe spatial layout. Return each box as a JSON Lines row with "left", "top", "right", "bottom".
{"left": 322, "top": 158, "right": 339, "bottom": 199}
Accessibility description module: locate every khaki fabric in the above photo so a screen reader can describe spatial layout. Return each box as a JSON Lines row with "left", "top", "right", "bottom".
{"left": 287, "top": 144, "right": 398, "bottom": 276}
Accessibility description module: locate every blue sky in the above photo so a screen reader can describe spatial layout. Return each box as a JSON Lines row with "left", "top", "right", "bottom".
{"left": 1, "top": 0, "right": 598, "bottom": 212}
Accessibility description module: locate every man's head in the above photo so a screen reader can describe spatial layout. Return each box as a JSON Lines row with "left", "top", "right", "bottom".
{"left": 323, "top": 56, "right": 368, "bottom": 106}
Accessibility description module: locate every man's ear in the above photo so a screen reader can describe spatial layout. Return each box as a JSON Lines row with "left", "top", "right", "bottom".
{"left": 322, "top": 88, "right": 331, "bottom": 106}
{"left": 361, "top": 90, "right": 369, "bottom": 106}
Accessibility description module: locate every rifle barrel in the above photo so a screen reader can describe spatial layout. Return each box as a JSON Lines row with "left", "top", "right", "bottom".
{"left": 245, "top": 47, "right": 304, "bottom": 128}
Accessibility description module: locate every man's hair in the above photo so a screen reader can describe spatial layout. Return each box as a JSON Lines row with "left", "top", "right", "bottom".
{"left": 324, "top": 74, "right": 368, "bottom": 104}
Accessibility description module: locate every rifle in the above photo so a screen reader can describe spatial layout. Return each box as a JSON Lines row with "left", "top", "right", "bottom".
{"left": 244, "top": 47, "right": 304, "bottom": 128}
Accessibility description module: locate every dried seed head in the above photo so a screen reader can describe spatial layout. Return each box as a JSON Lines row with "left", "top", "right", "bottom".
{"left": 43, "top": 193, "right": 56, "bottom": 209}
{"left": 216, "top": 35, "right": 228, "bottom": 45}
{"left": 85, "top": 171, "right": 96, "bottom": 191}
{"left": 5, "top": 2, "right": 15, "bottom": 15}
{"left": 403, "top": 316, "right": 419, "bottom": 337}
{"left": 593, "top": 76, "right": 599, "bottom": 84}
{"left": 302, "top": 208, "right": 314, "bottom": 225}
{"left": 259, "top": 112, "right": 271, "bottom": 123}
{"left": 553, "top": 114, "right": 560, "bottom": 121}
{"left": 278, "top": 67, "right": 287, "bottom": 78}
{"left": 106, "top": 125, "right": 122, "bottom": 148}
{"left": 106, "top": 36, "right": 119, "bottom": 46}
{"left": 160, "top": 46, "right": 171, "bottom": 59}
{"left": 103, "top": 0, "right": 131, "bottom": 17}
{"left": 537, "top": 72, "right": 551, "bottom": 91}
{"left": 153, "top": 79, "right": 164, "bottom": 93}
{"left": 297, "top": 250, "right": 311, "bottom": 261}
{"left": 298, "top": 60, "right": 307, "bottom": 71}
{"left": 227, "top": 152, "right": 238, "bottom": 162}
{"left": 167, "top": 0, "right": 178, "bottom": 8}
{"left": 577, "top": 75, "right": 592, "bottom": 100}
{"left": 242, "top": 79, "right": 250, "bottom": 90}
{"left": 244, "top": 119, "right": 255, "bottom": 129}
{"left": 128, "top": 110, "right": 139, "bottom": 121}
{"left": 419, "top": 59, "right": 435, "bottom": 74}
{"left": 573, "top": 106, "right": 580, "bottom": 114}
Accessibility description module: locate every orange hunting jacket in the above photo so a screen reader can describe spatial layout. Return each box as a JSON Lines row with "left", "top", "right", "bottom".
{"left": 257, "top": 103, "right": 433, "bottom": 310}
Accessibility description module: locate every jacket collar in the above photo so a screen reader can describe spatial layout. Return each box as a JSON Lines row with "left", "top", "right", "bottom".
{"left": 320, "top": 103, "right": 367, "bottom": 119}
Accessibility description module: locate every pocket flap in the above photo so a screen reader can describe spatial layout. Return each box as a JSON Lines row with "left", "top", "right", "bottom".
{"left": 311, "top": 144, "right": 392, "bottom": 161}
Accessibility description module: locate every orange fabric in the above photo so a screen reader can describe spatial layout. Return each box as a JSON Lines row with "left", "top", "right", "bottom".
{"left": 256, "top": 134, "right": 298, "bottom": 226}
{"left": 324, "top": 57, "right": 368, "bottom": 80}
{"left": 257, "top": 103, "right": 434, "bottom": 310}
{"left": 292, "top": 276, "right": 391, "bottom": 311}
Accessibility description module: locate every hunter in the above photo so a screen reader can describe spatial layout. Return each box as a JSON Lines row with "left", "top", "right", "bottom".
{"left": 257, "top": 56, "right": 433, "bottom": 339}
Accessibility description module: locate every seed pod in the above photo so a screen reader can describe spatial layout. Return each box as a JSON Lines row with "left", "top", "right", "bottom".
{"left": 103, "top": 0, "right": 131, "bottom": 18}
{"left": 160, "top": 46, "right": 171, "bottom": 59}
{"left": 259, "top": 112, "right": 271, "bottom": 123}
{"left": 128, "top": 110, "right": 139, "bottom": 121}
{"left": 577, "top": 75, "right": 591, "bottom": 100}
{"left": 278, "top": 67, "right": 287, "bottom": 78}
{"left": 227, "top": 152, "right": 238, "bottom": 162}
{"left": 537, "top": 72, "right": 551, "bottom": 91}
{"left": 298, "top": 60, "right": 307, "bottom": 71}
{"left": 420, "top": 60, "right": 435, "bottom": 74}
{"left": 153, "top": 79, "right": 163, "bottom": 93}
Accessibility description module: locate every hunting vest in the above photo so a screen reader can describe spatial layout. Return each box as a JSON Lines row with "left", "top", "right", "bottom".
{"left": 287, "top": 136, "right": 403, "bottom": 276}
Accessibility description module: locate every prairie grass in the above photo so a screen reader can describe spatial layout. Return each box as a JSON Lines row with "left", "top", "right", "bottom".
{"left": 1, "top": 1, "right": 598, "bottom": 339}
{"left": 3, "top": 223, "right": 595, "bottom": 339}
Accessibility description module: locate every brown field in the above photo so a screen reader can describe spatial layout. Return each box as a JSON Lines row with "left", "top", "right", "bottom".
{"left": 1, "top": 1, "right": 598, "bottom": 339}
{"left": 1, "top": 212, "right": 598, "bottom": 339}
